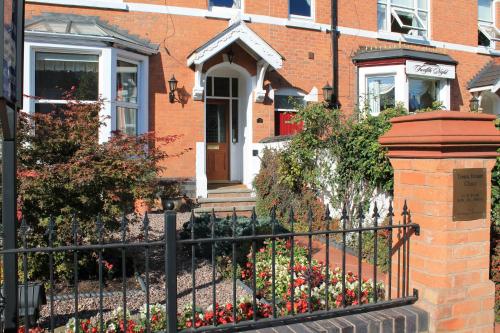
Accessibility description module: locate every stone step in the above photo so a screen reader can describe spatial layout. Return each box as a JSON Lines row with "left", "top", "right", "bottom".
{"left": 193, "top": 205, "right": 255, "bottom": 217}
{"left": 198, "top": 197, "right": 256, "bottom": 208}
{"left": 207, "top": 188, "right": 254, "bottom": 198}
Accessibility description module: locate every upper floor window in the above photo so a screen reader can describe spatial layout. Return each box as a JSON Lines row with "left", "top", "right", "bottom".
{"left": 209, "top": 0, "right": 240, "bottom": 9}
{"left": 377, "top": 0, "right": 428, "bottom": 37}
{"left": 289, "top": 0, "right": 313, "bottom": 19}
{"left": 478, "top": 0, "right": 499, "bottom": 47}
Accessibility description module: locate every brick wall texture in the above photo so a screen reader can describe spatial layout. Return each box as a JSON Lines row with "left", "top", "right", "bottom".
{"left": 391, "top": 158, "right": 496, "bottom": 332}
{"left": 24, "top": 0, "right": 499, "bottom": 179}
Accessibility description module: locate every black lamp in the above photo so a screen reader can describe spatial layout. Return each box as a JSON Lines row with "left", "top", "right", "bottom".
{"left": 322, "top": 83, "right": 333, "bottom": 105}
{"left": 227, "top": 48, "right": 234, "bottom": 64}
{"left": 469, "top": 95, "right": 480, "bottom": 112}
{"left": 168, "top": 75, "right": 179, "bottom": 103}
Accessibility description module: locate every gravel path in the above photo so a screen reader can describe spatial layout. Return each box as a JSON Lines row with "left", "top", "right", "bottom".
{"left": 38, "top": 212, "right": 250, "bottom": 329}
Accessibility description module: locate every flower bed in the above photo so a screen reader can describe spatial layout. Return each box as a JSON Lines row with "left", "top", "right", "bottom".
{"left": 61, "top": 239, "right": 385, "bottom": 332}
{"left": 241, "top": 239, "right": 385, "bottom": 313}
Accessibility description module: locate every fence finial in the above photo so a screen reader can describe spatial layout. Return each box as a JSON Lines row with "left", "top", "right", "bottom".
{"left": 307, "top": 207, "right": 313, "bottom": 232}
{"left": 372, "top": 202, "right": 380, "bottom": 219}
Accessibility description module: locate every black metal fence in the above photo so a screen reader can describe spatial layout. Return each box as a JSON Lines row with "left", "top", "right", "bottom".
{"left": 0, "top": 201, "right": 419, "bottom": 333}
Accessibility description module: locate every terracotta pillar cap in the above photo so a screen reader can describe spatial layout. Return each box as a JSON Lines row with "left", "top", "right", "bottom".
{"left": 379, "top": 111, "right": 500, "bottom": 158}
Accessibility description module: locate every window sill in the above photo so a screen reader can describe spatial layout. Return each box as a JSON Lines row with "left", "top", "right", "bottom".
{"left": 285, "top": 19, "right": 321, "bottom": 31}
{"left": 477, "top": 46, "right": 500, "bottom": 56}
{"left": 27, "top": 0, "right": 128, "bottom": 11}
{"left": 377, "top": 31, "right": 432, "bottom": 46}
{"left": 205, "top": 7, "right": 250, "bottom": 22}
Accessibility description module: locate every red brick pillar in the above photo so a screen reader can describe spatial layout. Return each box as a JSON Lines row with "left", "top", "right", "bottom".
{"left": 379, "top": 111, "right": 500, "bottom": 332}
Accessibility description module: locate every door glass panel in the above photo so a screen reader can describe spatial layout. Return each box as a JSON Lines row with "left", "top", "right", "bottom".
{"left": 214, "top": 77, "right": 230, "bottom": 97}
{"left": 232, "top": 99, "right": 238, "bottom": 143}
{"left": 206, "top": 104, "right": 227, "bottom": 143}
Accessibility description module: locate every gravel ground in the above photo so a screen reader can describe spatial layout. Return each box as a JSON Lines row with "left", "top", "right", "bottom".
{"left": 38, "top": 212, "right": 250, "bottom": 329}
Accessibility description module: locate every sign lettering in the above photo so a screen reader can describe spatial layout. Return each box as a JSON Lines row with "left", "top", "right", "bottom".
{"left": 406, "top": 60, "right": 456, "bottom": 79}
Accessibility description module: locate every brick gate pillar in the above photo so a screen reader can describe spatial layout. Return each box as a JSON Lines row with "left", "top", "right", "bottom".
{"left": 379, "top": 111, "right": 500, "bottom": 332}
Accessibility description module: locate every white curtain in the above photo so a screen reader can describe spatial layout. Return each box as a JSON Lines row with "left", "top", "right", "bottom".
{"left": 368, "top": 78, "right": 395, "bottom": 116}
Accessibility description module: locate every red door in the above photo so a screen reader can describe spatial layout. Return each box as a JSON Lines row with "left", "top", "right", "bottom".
{"left": 275, "top": 112, "right": 303, "bottom": 136}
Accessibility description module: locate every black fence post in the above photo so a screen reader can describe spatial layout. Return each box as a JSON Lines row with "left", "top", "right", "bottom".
{"left": 165, "top": 207, "right": 177, "bottom": 333}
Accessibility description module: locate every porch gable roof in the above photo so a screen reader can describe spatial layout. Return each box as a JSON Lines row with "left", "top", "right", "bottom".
{"left": 187, "top": 21, "right": 283, "bottom": 70}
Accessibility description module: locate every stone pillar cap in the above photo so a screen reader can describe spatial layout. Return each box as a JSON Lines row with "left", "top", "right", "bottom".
{"left": 379, "top": 111, "right": 500, "bottom": 158}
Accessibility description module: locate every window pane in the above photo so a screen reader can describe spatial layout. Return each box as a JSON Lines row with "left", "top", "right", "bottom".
{"left": 275, "top": 95, "right": 305, "bottom": 110}
{"left": 207, "top": 76, "right": 213, "bottom": 97}
{"left": 290, "top": 0, "right": 312, "bottom": 17}
{"left": 34, "top": 103, "right": 66, "bottom": 114}
{"left": 418, "top": 11, "right": 428, "bottom": 36}
{"left": 478, "top": 0, "right": 493, "bottom": 22}
{"left": 206, "top": 104, "right": 227, "bottom": 143}
{"left": 232, "top": 78, "right": 238, "bottom": 97}
{"left": 214, "top": 77, "right": 230, "bottom": 97}
{"left": 409, "top": 78, "right": 439, "bottom": 113}
{"left": 116, "top": 107, "right": 138, "bottom": 136}
{"left": 391, "top": 0, "right": 413, "bottom": 8}
{"left": 35, "top": 52, "right": 99, "bottom": 100}
{"left": 232, "top": 99, "right": 238, "bottom": 143}
{"left": 479, "top": 29, "right": 492, "bottom": 47}
{"left": 117, "top": 60, "right": 138, "bottom": 104}
{"left": 378, "top": 4, "right": 387, "bottom": 31}
{"left": 417, "top": 0, "right": 427, "bottom": 10}
{"left": 367, "top": 76, "right": 395, "bottom": 116}
{"left": 210, "top": 0, "right": 240, "bottom": 8}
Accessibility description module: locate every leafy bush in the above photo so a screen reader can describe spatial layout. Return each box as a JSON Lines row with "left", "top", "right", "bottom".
{"left": 179, "top": 214, "right": 287, "bottom": 266}
{"left": 17, "top": 97, "right": 182, "bottom": 280}
{"left": 253, "top": 148, "right": 325, "bottom": 231}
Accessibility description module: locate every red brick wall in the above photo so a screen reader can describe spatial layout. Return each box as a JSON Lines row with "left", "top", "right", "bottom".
{"left": 25, "top": 1, "right": 499, "bottom": 180}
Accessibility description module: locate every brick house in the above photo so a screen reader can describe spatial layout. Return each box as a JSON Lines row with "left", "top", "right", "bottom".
{"left": 23, "top": 0, "right": 500, "bottom": 199}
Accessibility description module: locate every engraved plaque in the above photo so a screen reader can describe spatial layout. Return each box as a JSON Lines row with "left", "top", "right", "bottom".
{"left": 453, "top": 168, "right": 487, "bottom": 221}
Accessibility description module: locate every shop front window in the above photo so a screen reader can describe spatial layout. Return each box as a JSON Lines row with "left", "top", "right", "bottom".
{"left": 366, "top": 76, "right": 395, "bottom": 116}
{"left": 409, "top": 78, "right": 439, "bottom": 112}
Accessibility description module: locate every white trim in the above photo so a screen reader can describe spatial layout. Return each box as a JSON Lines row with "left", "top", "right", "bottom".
{"left": 27, "top": 0, "right": 500, "bottom": 56}
{"left": 28, "top": 0, "right": 128, "bottom": 10}
{"left": 187, "top": 22, "right": 283, "bottom": 70}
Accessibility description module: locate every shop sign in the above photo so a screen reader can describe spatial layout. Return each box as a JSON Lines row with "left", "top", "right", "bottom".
{"left": 406, "top": 60, "right": 456, "bottom": 79}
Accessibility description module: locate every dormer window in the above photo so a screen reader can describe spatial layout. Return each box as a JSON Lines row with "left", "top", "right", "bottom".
{"left": 478, "top": 0, "right": 499, "bottom": 48}
{"left": 377, "top": 0, "right": 429, "bottom": 38}
{"left": 209, "top": 0, "right": 241, "bottom": 9}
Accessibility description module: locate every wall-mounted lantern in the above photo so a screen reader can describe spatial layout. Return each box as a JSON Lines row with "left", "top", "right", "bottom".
{"left": 227, "top": 48, "right": 234, "bottom": 64}
{"left": 469, "top": 94, "right": 480, "bottom": 112}
{"left": 322, "top": 83, "right": 334, "bottom": 106}
{"left": 168, "top": 75, "right": 180, "bottom": 103}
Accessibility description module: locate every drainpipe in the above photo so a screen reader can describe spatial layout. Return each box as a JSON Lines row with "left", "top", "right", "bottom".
{"left": 331, "top": 0, "right": 339, "bottom": 108}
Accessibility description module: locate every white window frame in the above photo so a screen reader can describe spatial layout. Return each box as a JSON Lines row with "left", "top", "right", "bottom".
{"left": 365, "top": 75, "right": 396, "bottom": 116}
{"left": 377, "top": 0, "right": 430, "bottom": 38}
{"left": 208, "top": 0, "right": 244, "bottom": 14}
{"left": 116, "top": 57, "right": 140, "bottom": 136}
{"left": 274, "top": 88, "right": 306, "bottom": 112}
{"left": 288, "top": 0, "right": 315, "bottom": 21}
{"left": 478, "top": 0, "right": 499, "bottom": 49}
{"left": 23, "top": 41, "right": 149, "bottom": 143}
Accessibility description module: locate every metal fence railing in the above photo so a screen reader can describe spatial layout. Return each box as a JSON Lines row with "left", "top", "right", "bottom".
{"left": 0, "top": 201, "right": 419, "bottom": 333}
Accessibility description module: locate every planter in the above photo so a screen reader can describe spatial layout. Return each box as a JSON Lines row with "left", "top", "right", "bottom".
{"left": 161, "top": 196, "right": 183, "bottom": 211}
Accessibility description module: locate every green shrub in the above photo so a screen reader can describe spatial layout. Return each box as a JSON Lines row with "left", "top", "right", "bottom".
{"left": 179, "top": 214, "right": 287, "bottom": 266}
{"left": 253, "top": 148, "right": 325, "bottom": 231}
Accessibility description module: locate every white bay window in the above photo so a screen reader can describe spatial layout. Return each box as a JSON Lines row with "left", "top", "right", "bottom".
{"left": 24, "top": 13, "right": 157, "bottom": 142}
{"left": 366, "top": 76, "right": 396, "bottom": 116}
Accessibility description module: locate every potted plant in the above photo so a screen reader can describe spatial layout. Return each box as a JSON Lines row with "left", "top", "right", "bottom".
{"left": 156, "top": 182, "right": 183, "bottom": 211}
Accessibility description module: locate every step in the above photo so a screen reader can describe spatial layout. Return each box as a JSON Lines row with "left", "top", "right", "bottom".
{"left": 198, "top": 197, "right": 256, "bottom": 208}
{"left": 207, "top": 188, "right": 254, "bottom": 198}
{"left": 193, "top": 205, "right": 255, "bottom": 217}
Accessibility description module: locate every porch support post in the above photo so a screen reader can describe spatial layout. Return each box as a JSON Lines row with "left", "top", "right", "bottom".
{"left": 380, "top": 111, "right": 500, "bottom": 332}
{"left": 254, "top": 60, "right": 268, "bottom": 103}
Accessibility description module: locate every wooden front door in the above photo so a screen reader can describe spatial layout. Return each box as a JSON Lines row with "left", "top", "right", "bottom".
{"left": 206, "top": 100, "right": 230, "bottom": 181}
